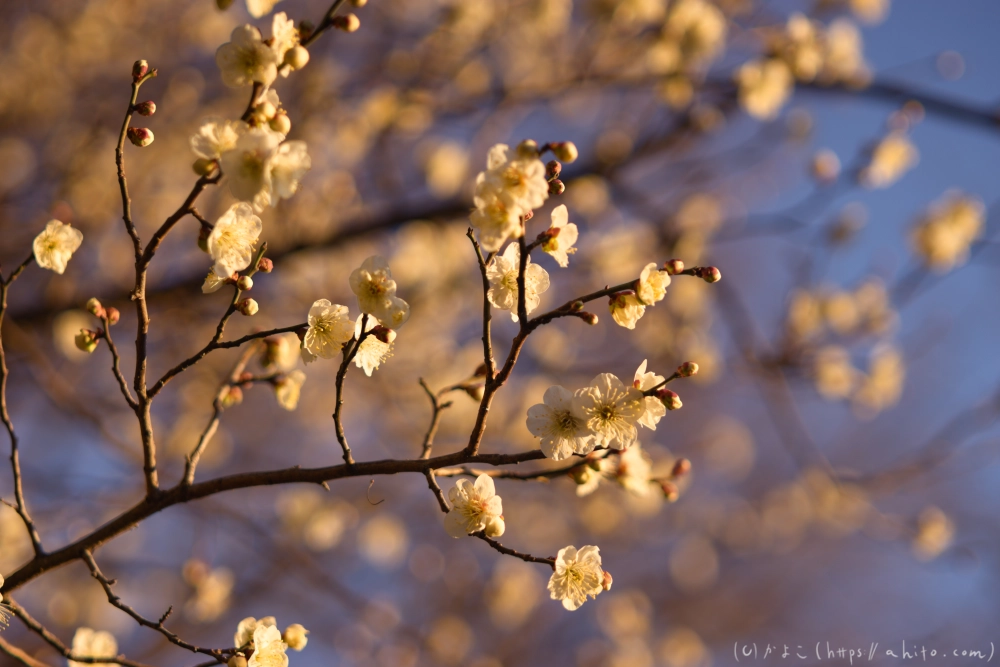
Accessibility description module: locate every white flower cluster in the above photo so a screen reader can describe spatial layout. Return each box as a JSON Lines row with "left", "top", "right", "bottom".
{"left": 216, "top": 13, "right": 307, "bottom": 89}
{"left": 526, "top": 361, "right": 668, "bottom": 461}
{"left": 767, "top": 13, "right": 869, "bottom": 86}
{"left": 302, "top": 256, "right": 408, "bottom": 376}
{"left": 608, "top": 263, "right": 672, "bottom": 329}
{"left": 68, "top": 628, "right": 117, "bottom": 667}
{"left": 233, "top": 616, "right": 309, "bottom": 667}
{"left": 469, "top": 143, "right": 550, "bottom": 252}
{"left": 911, "top": 192, "right": 984, "bottom": 273}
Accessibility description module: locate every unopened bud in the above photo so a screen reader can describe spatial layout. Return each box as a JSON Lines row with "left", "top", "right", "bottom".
{"left": 197, "top": 226, "right": 211, "bottom": 253}
{"left": 269, "top": 111, "right": 292, "bottom": 135}
{"left": 601, "top": 570, "right": 613, "bottom": 591}
{"left": 677, "top": 361, "right": 699, "bottom": 377}
{"left": 216, "top": 0, "right": 235, "bottom": 9}
{"left": 550, "top": 141, "right": 579, "bottom": 163}
{"left": 86, "top": 298, "right": 104, "bottom": 317}
{"left": 578, "top": 311, "right": 598, "bottom": 325}
{"left": 283, "top": 45, "right": 310, "bottom": 71}
{"left": 570, "top": 466, "right": 594, "bottom": 484}
{"left": 671, "top": 458, "right": 691, "bottom": 478}
{"left": 570, "top": 300, "right": 584, "bottom": 312}
{"left": 106, "top": 307, "right": 120, "bottom": 326}
{"left": 237, "top": 298, "right": 259, "bottom": 316}
{"left": 283, "top": 624, "right": 309, "bottom": 651}
{"left": 193, "top": 158, "right": 217, "bottom": 176}
{"left": 664, "top": 259, "right": 684, "bottom": 275}
{"left": 546, "top": 160, "right": 562, "bottom": 180}
{"left": 256, "top": 101, "right": 277, "bottom": 121}
{"left": 333, "top": 13, "right": 361, "bottom": 32}
{"left": 227, "top": 656, "right": 247, "bottom": 667}
{"left": 372, "top": 325, "right": 396, "bottom": 344}
{"left": 237, "top": 371, "right": 254, "bottom": 386}
{"left": 257, "top": 257, "right": 274, "bottom": 273}
{"left": 221, "top": 385, "right": 243, "bottom": 408}
{"left": 700, "top": 266, "right": 721, "bottom": 283}
{"left": 485, "top": 516, "right": 505, "bottom": 538}
{"left": 133, "top": 100, "right": 156, "bottom": 116}
{"left": 350, "top": 0, "right": 368, "bottom": 6}
{"left": 127, "top": 127, "right": 154, "bottom": 147}
{"left": 516, "top": 139, "right": 539, "bottom": 158}
{"left": 132, "top": 60, "right": 149, "bottom": 81}
{"left": 811, "top": 149, "right": 841, "bottom": 183}
{"left": 659, "top": 480, "right": 679, "bottom": 502}
{"left": 548, "top": 179, "right": 565, "bottom": 195}
{"left": 657, "top": 388, "right": 682, "bottom": 410}
{"left": 462, "top": 384, "right": 485, "bottom": 401}
{"left": 237, "top": 276, "right": 253, "bottom": 291}
{"left": 473, "top": 362, "right": 489, "bottom": 377}
{"left": 75, "top": 329, "right": 100, "bottom": 353}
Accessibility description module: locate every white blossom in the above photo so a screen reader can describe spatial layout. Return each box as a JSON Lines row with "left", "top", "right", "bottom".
{"left": 633, "top": 360, "right": 666, "bottom": 430}
{"left": 736, "top": 58, "right": 793, "bottom": 120}
{"left": 861, "top": 131, "right": 918, "bottom": 189}
{"left": 574, "top": 456, "right": 615, "bottom": 497}
{"left": 269, "top": 141, "right": 311, "bottom": 201}
{"left": 526, "top": 385, "right": 595, "bottom": 461}
{"left": 572, "top": 373, "right": 644, "bottom": 450}
{"left": 235, "top": 616, "right": 276, "bottom": 648}
{"left": 348, "top": 256, "right": 411, "bottom": 328}
{"left": 547, "top": 545, "right": 604, "bottom": 610}
{"left": 206, "top": 203, "right": 262, "bottom": 278}
{"left": 304, "top": 300, "right": 354, "bottom": 359}
{"left": 247, "top": 0, "right": 283, "bottom": 19}
{"left": 216, "top": 25, "right": 279, "bottom": 88}
{"left": 220, "top": 126, "right": 284, "bottom": 206}
{"left": 190, "top": 118, "right": 242, "bottom": 160}
{"left": 541, "top": 204, "right": 579, "bottom": 268}
{"left": 69, "top": 628, "right": 117, "bottom": 667}
{"left": 270, "top": 13, "right": 299, "bottom": 66}
{"left": 469, "top": 188, "right": 522, "bottom": 252}
{"left": 445, "top": 474, "right": 503, "bottom": 538}
{"left": 263, "top": 332, "right": 301, "bottom": 371}
{"left": 283, "top": 624, "right": 309, "bottom": 651}
{"left": 32, "top": 219, "right": 83, "bottom": 275}
{"left": 486, "top": 242, "right": 550, "bottom": 322}
{"left": 202, "top": 269, "right": 229, "bottom": 294}
{"left": 249, "top": 623, "right": 288, "bottom": 667}
{"left": 274, "top": 370, "right": 305, "bottom": 410}
{"left": 636, "top": 263, "right": 670, "bottom": 306}
{"left": 353, "top": 315, "right": 392, "bottom": 376}
{"left": 469, "top": 143, "right": 549, "bottom": 251}
{"left": 609, "top": 291, "right": 645, "bottom": 329}
{"left": 615, "top": 443, "right": 653, "bottom": 497}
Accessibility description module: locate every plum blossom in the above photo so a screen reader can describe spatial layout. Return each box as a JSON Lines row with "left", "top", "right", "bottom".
{"left": 206, "top": 203, "right": 262, "bottom": 279}
{"left": 541, "top": 204, "right": 579, "bottom": 268}
{"left": 32, "top": 220, "right": 83, "bottom": 275}
{"left": 636, "top": 263, "right": 670, "bottom": 306}
{"left": 526, "top": 385, "right": 595, "bottom": 461}
{"left": 303, "top": 300, "right": 354, "bottom": 359}
{"left": 69, "top": 628, "right": 117, "bottom": 667}
{"left": 547, "top": 545, "right": 605, "bottom": 610}
{"left": 486, "top": 242, "right": 550, "bottom": 322}
{"left": 572, "top": 373, "right": 644, "bottom": 450}
{"left": 445, "top": 474, "right": 504, "bottom": 538}
{"left": 216, "top": 25, "right": 279, "bottom": 88}
{"left": 633, "top": 360, "right": 667, "bottom": 430}
{"left": 349, "top": 256, "right": 411, "bottom": 328}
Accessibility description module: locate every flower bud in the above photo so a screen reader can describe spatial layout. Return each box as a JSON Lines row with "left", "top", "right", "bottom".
{"left": 132, "top": 60, "right": 149, "bottom": 81}
{"left": 546, "top": 160, "right": 562, "bottom": 180}
{"left": 671, "top": 458, "right": 691, "bottom": 478}
{"left": 811, "top": 149, "right": 841, "bottom": 183}
{"left": 216, "top": 0, "right": 235, "bottom": 9}
{"left": 550, "top": 141, "right": 579, "bottom": 163}
{"left": 283, "top": 45, "right": 310, "bottom": 71}
{"left": 351, "top": 0, "right": 368, "bottom": 6}
{"left": 601, "top": 570, "right": 614, "bottom": 591}
{"left": 221, "top": 385, "right": 243, "bottom": 408}
{"left": 333, "top": 13, "right": 361, "bottom": 32}
{"left": 473, "top": 362, "right": 489, "bottom": 377}
{"left": 133, "top": 101, "right": 156, "bottom": 116}
{"left": 699, "top": 266, "right": 722, "bottom": 283}
{"left": 371, "top": 326, "right": 396, "bottom": 344}
{"left": 657, "top": 388, "right": 682, "bottom": 410}
{"left": 237, "top": 276, "right": 253, "bottom": 291}
{"left": 257, "top": 257, "right": 274, "bottom": 273}
{"left": 283, "top": 624, "right": 309, "bottom": 651}
{"left": 75, "top": 329, "right": 100, "bottom": 353}
{"left": 548, "top": 179, "right": 565, "bottom": 195}
{"left": 86, "top": 298, "right": 104, "bottom": 317}
{"left": 664, "top": 259, "right": 684, "bottom": 275}
{"left": 570, "top": 466, "right": 594, "bottom": 485}
{"left": 127, "top": 127, "right": 154, "bottom": 147}
{"left": 485, "top": 516, "right": 505, "bottom": 538}
{"left": 516, "top": 139, "right": 539, "bottom": 158}
{"left": 570, "top": 300, "right": 584, "bottom": 312}
{"left": 659, "top": 480, "right": 679, "bottom": 502}
{"left": 193, "top": 158, "right": 217, "bottom": 177}
{"left": 256, "top": 101, "right": 277, "bottom": 121}
{"left": 237, "top": 371, "right": 254, "bottom": 386}
{"left": 677, "top": 361, "right": 699, "bottom": 377}
{"left": 237, "top": 298, "right": 259, "bottom": 316}
{"left": 579, "top": 312, "right": 599, "bottom": 325}
{"left": 462, "top": 384, "right": 485, "bottom": 401}
{"left": 269, "top": 111, "right": 292, "bottom": 135}
{"left": 197, "top": 226, "right": 211, "bottom": 253}
{"left": 106, "top": 307, "right": 121, "bottom": 326}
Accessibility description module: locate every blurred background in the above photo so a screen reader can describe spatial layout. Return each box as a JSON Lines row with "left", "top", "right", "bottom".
{"left": 1, "top": 0, "right": 999, "bottom": 665}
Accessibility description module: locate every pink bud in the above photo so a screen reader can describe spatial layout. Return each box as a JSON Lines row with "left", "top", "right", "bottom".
{"left": 371, "top": 325, "right": 396, "bottom": 344}
{"left": 700, "top": 266, "right": 722, "bottom": 283}
{"left": 257, "top": 257, "right": 274, "bottom": 273}
{"left": 127, "top": 127, "right": 154, "bottom": 147}
{"left": 664, "top": 259, "right": 685, "bottom": 275}
{"left": 601, "top": 570, "right": 614, "bottom": 591}
{"left": 656, "top": 388, "right": 682, "bottom": 410}
{"left": 106, "top": 307, "right": 121, "bottom": 326}
{"left": 132, "top": 60, "right": 149, "bottom": 81}
{"left": 659, "top": 480, "right": 679, "bottom": 502}
{"left": 548, "top": 179, "right": 565, "bottom": 195}
{"left": 677, "top": 361, "right": 699, "bottom": 377}
{"left": 133, "top": 101, "right": 156, "bottom": 116}
{"left": 671, "top": 458, "right": 691, "bottom": 478}
{"left": 546, "top": 160, "right": 562, "bottom": 180}
{"left": 332, "top": 13, "right": 360, "bottom": 32}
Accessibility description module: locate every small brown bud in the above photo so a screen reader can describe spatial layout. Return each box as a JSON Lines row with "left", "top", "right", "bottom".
{"left": 269, "top": 111, "right": 292, "bottom": 135}
{"left": 197, "top": 226, "right": 211, "bottom": 253}
{"left": 657, "top": 388, "right": 682, "bottom": 410}
{"left": 105, "top": 307, "right": 121, "bottom": 326}
{"left": 257, "top": 257, "right": 274, "bottom": 273}
{"left": 601, "top": 570, "right": 613, "bottom": 591}
{"left": 221, "top": 385, "right": 243, "bottom": 408}
{"left": 677, "top": 361, "right": 699, "bottom": 377}
{"left": 659, "top": 480, "right": 679, "bottom": 502}
{"left": 350, "top": 0, "right": 368, "bottom": 6}
{"left": 283, "top": 45, "right": 310, "bottom": 71}
{"left": 216, "top": 0, "right": 235, "bottom": 9}
{"left": 371, "top": 325, "right": 396, "bottom": 344}
{"left": 127, "top": 127, "right": 154, "bottom": 147}
{"left": 227, "top": 655, "right": 247, "bottom": 667}
{"left": 578, "top": 312, "right": 598, "bottom": 325}
{"left": 332, "top": 13, "right": 361, "bottom": 32}
{"left": 664, "top": 259, "right": 684, "bottom": 275}
{"left": 237, "top": 298, "right": 259, "bottom": 316}
{"left": 570, "top": 300, "right": 584, "bottom": 312}
{"left": 548, "top": 179, "right": 565, "bottom": 195}
{"left": 516, "top": 139, "right": 539, "bottom": 158}
{"left": 237, "top": 276, "right": 253, "bottom": 291}
{"left": 671, "top": 458, "right": 691, "bottom": 478}
{"left": 462, "top": 384, "right": 485, "bottom": 401}
{"left": 86, "top": 298, "right": 104, "bottom": 317}
{"left": 193, "top": 158, "right": 217, "bottom": 176}
{"left": 550, "top": 141, "right": 579, "bottom": 163}
{"left": 473, "top": 362, "right": 489, "bottom": 378}
{"left": 132, "top": 60, "right": 149, "bottom": 81}
{"left": 133, "top": 100, "right": 156, "bottom": 116}
{"left": 546, "top": 160, "right": 562, "bottom": 180}
{"left": 700, "top": 266, "right": 722, "bottom": 283}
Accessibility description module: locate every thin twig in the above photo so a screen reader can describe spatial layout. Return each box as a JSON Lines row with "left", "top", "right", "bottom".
{"left": 424, "top": 469, "right": 450, "bottom": 513}
{"left": 418, "top": 378, "right": 452, "bottom": 459}
{"left": 467, "top": 230, "right": 496, "bottom": 381}
{"left": 101, "top": 313, "right": 137, "bottom": 410}
{"left": 332, "top": 314, "right": 371, "bottom": 465}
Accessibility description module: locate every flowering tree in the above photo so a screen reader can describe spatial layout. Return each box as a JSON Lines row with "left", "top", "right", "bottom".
{"left": 0, "top": 0, "right": 995, "bottom": 665}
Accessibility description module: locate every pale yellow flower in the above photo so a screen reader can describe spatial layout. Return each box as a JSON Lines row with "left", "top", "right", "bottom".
{"left": 861, "top": 132, "right": 918, "bottom": 189}
{"left": 348, "top": 255, "right": 411, "bottom": 328}
{"left": 609, "top": 291, "right": 646, "bottom": 329}
{"left": 636, "top": 262, "right": 671, "bottom": 306}
{"left": 206, "top": 203, "right": 262, "bottom": 278}
{"left": 547, "top": 545, "right": 604, "bottom": 610}
{"left": 190, "top": 118, "right": 242, "bottom": 160}
{"left": 572, "top": 373, "right": 644, "bottom": 449}
{"left": 247, "top": 0, "right": 283, "bottom": 18}
{"left": 445, "top": 474, "right": 503, "bottom": 538}
{"left": 274, "top": 370, "right": 306, "bottom": 410}
{"left": 33, "top": 220, "right": 83, "bottom": 275}
{"left": 736, "top": 58, "right": 793, "bottom": 120}
{"left": 249, "top": 623, "right": 288, "bottom": 667}
{"left": 283, "top": 624, "right": 309, "bottom": 651}
{"left": 304, "top": 299, "right": 354, "bottom": 359}
{"left": 220, "top": 126, "right": 284, "bottom": 206}
{"left": 526, "top": 385, "right": 595, "bottom": 461}
{"left": 541, "top": 204, "right": 579, "bottom": 268}
{"left": 633, "top": 360, "right": 666, "bottom": 430}
{"left": 487, "top": 242, "right": 550, "bottom": 322}
{"left": 216, "top": 25, "right": 278, "bottom": 88}
{"left": 235, "top": 616, "right": 276, "bottom": 648}
{"left": 69, "top": 628, "right": 117, "bottom": 667}
{"left": 353, "top": 315, "right": 393, "bottom": 376}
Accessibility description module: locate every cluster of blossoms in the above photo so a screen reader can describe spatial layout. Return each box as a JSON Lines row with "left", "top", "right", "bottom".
{"left": 911, "top": 192, "right": 985, "bottom": 272}
{"left": 302, "top": 256, "right": 408, "bottom": 376}
{"left": 812, "top": 344, "right": 905, "bottom": 416}
{"left": 68, "top": 628, "right": 117, "bottom": 667}
{"left": 786, "top": 278, "right": 896, "bottom": 342}
{"left": 860, "top": 130, "right": 919, "bottom": 189}
{"left": 526, "top": 361, "right": 686, "bottom": 462}
{"left": 645, "top": 0, "right": 728, "bottom": 108}
{"left": 469, "top": 142, "right": 552, "bottom": 252}
{"left": 231, "top": 616, "right": 309, "bottom": 667}
{"left": 608, "top": 262, "right": 674, "bottom": 329}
